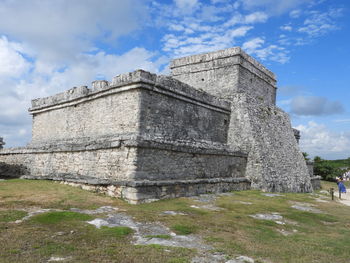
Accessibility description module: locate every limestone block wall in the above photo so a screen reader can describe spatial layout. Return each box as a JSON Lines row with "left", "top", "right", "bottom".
{"left": 171, "top": 47, "right": 277, "bottom": 106}
{"left": 133, "top": 141, "right": 246, "bottom": 181}
{"left": 228, "top": 94, "right": 312, "bottom": 192}
{"left": 30, "top": 88, "right": 142, "bottom": 145}
{"left": 29, "top": 70, "right": 231, "bottom": 147}
{"left": 138, "top": 77, "right": 230, "bottom": 144}
{"left": 0, "top": 140, "right": 138, "bottom": 182}
{"left": 171, "top": 47, "right": 312, "bottom": 192}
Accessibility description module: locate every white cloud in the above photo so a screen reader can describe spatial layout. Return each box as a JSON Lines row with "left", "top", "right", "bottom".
{"left": 244, "top": 11, "right": 268, "bottom": 23}
{"left": 239, "top": 0, "right": 312, "bottom": 15}
{"left": 224, "top": 11, "right": 268, "bottom": 27}
{"left": 280, "top": 25, "right": 293, "bottom": 31}
{"left": 289, "top": 9, "right": 302, "bottom": 18}
{"left": 162, "top": 26, "right": 253, "bottom": 57}
{"left": 298, "top": 8, "right": 343, "bottom": 37}
{"left": 174, "top": 0, "right": 200, "bottom": 14}
{"left": 0, "top": 0, "right": 148, "bottom": 64}
{"left": 0, "top": 36, "right": 30, "bottom": 77}
{"left": 290, "top": 96, "right": 344, "bottom": 116}
{"left": 242, "top": 37, "right": 290, "bottom": 63}
{"left": 296, "top": 121, "right": 350, "bottom": 159}
{"left": 242, "top": 37, "right": 264, "bottom": 51}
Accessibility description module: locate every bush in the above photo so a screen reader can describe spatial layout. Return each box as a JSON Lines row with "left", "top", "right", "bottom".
{"left": 314, "top": 160, "right": 342, "bottom": 181}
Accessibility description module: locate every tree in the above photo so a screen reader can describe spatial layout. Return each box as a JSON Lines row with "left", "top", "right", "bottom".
{"left": 313, "top": 156, "right": 322, "bottom": 163}
{"left": 302, "top": 152, "right": 310, "bottom": 161}
{"left": 314, "top": 161, "right": 342, "bottom": 181}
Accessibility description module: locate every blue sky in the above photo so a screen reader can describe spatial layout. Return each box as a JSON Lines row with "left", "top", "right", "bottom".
{"left": 0, "top": 0, "right": 349, "bottom": 160}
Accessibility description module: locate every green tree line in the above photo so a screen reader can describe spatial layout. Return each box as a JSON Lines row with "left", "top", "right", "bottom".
{"left": 303, "top": 153, "right": 350, "bottom": 181}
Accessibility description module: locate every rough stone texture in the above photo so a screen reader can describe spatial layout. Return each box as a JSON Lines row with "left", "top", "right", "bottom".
{"left": 310, "top": 176, "right": 322, "bottom": 190}
{"left": 171, "top": 47, "right": 312, "bottom": 193}
{"left": 171, "top": 47, "right": 276, "bottom": 106}
{"left": 306, "top": 161, "right": 321, "bottom": 190}
{"left": 293, "top": 128, "right": 301, "bottom": 144}
{"left": 306, "top": 161, "right": 314, "bottom": 177}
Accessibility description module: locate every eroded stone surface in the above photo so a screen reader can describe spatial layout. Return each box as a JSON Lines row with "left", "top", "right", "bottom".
{"left": 290, "top": 202, "right": 322, "bottom": 213}
{"left": 262, "top": 193, "right": 284, "bottom": 197}
{"left": 190, "top": 194, "right": 218, "bottom": 203}
{"left": 47, "top": 256, "right": 72, "bottom": 262}
{"left": 227, "top": 255, "right": 255, "bottom": 263}
{"left": 70, "top": 206, "right": 119, "bottom": 215}
{"left": 250, "top": 213, "right": 285, "bottom": 225}
{"left": 161, "top": 211, "right": 187, "bottom": 216}
{"left": 190, "top": 204, "right": 224, "bottom": 211}
{"left": 192, "top": 253, "right": 257, "bottom": 263}
{"left": 191, "top": 252, "right": 227, "bottom": 263}
{"left": 87, "top": 210, "right": 211, "bottom": 250}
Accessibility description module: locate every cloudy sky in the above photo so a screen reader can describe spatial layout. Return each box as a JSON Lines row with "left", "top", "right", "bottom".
{"left": 0, "top": 0, "right": 349, "bottom": 160}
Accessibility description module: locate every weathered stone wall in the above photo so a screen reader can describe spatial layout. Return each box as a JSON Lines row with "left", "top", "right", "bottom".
{"left": 171, "top": 47, "right": 277, "bottom": 106}
{"left": 29, "top": 70, "right": 231, "bottom": 146}
{"left": 228, "top": 94, "right": 312, "bottom": 192}
{"left": 0, "top": 142, "right": 137, "bottom": 182}
{"left": 306, "top": 161, "right": 314, "bottom": 177}
{"left": 171, "top": 47, "right": 312, "bottom": 192}
{"left": 30, "top": 89, "right": 142, "bottom": 145}
{"left": 0, "top": 138, "right": 249, "bottom": 203}
{"left": 134, "top": 143, "right": 246, "bottom": 181}
{"left": 139, "top": 84, "right": 230, "bottom": 144}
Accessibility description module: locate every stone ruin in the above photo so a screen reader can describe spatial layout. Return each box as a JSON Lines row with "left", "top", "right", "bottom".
{"left": 0, "top": 47, "right": 320, "bottom": 203}
{"left": 0, "top": 137, "right": 4, "bottom": 149}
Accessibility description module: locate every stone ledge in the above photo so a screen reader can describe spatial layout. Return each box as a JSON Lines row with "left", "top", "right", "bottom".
{"left": 22, "top": 175, "right": 250, "bottom": 187}
{"left": 57, "top": 177, "right": 251, "bottom": 204}
{"left": 30, "top": 70, "right": 230, "bottom": 114}
{"left": 170, "top": 47, "right": 275, "bottom": 80}
{"left": 0, "top": 135, "right": 246, "bottom": 157}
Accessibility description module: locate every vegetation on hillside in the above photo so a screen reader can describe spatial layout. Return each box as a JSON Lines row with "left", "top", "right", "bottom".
{"left": 313, "top": 156, "right": 350, "bottom": 181}
{"left": 302, "top": 153, "right": 350, "bottom": 181}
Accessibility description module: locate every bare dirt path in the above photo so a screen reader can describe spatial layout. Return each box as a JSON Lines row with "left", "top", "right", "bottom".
{"left": 335, "top": 191, "right": 350, "bottom": 206}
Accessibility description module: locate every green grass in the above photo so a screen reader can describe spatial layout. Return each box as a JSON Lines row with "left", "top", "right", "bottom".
{"left": 0, "top": 210, "right": 27, "bottom": 222}
{"left": 1, "top": 179, "right": 350, "bottom": 263}
{"left": 172, "top": 224, "right": 196, "bottom": 235}
{"left": 29, "top": 211, "right": 93, "bottom": 224}
{"left": 98, "top": 226, "right": 133, "bottom": 237}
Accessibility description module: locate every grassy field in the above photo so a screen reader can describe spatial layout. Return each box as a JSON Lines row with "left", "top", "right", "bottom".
{"left": 1, "top": 179, "right": 350, "bottom": 263}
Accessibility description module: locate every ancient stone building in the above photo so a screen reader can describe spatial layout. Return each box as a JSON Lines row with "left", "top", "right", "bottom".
{"left": 0, "top": 47, "right": 319, "bottom": 203}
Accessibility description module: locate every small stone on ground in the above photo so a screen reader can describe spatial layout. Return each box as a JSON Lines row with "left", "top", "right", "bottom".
{"left": 47, "top": 256, "right": 72, "bottom": 262}
{"left": 70, "top": 206, "right": 118, "bottom": 215}
{"left": 161, "top": 211, "right": 186, "bottom": 216}
{"left": 262, "top": 193, "right": 284, "bottom": 197}
{"left": 250, "top": 213, "right": 285, "bottom": 224}
{"left": 290, "top": 202, "right": 322, "bottom": 213}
